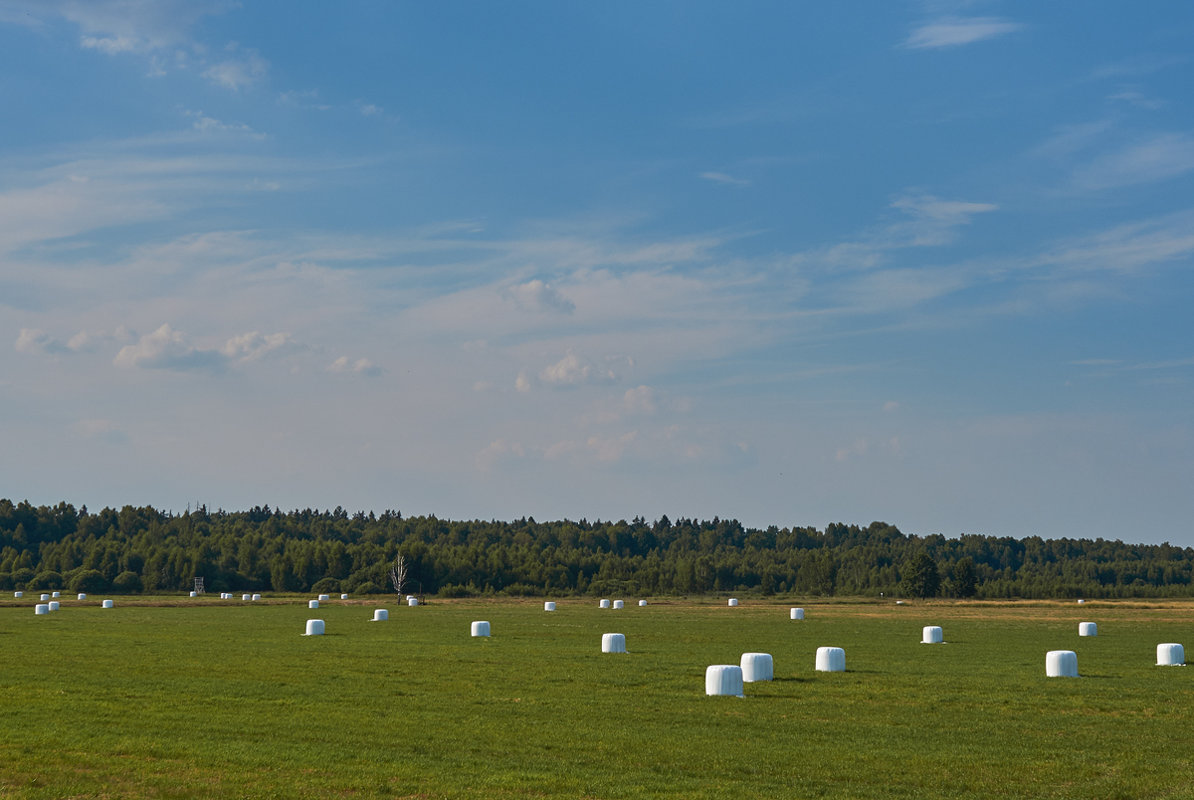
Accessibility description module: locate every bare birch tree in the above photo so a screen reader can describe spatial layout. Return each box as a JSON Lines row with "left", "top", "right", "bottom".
{"left": 389, "top": 553, "right": 407, "bottom": 596}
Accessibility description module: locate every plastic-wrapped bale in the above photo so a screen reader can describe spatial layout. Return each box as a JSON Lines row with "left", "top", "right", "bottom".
{"left": 13, "top": 591, "right": 22, "bottom": 598}
{"left": 407, "top": 597, "right": 419, "bottom": 607}
{"left": 816, "top": 646, "right": 846, "bottom": 672}
{"left": 35, "top": 604, "right": 49, "bottom": 615}
{"left": 251, "top": 594, "right": 261, "bottom": 601}
{"left": 308, "top": 600, "right": 320, "bottom": 609}
{"left": 48, "top": 601, "right": 60, "bottom": 611}
{"left": 705, "top": 665, "right": 744, "bottom": 697}
{"left": 790, "top": 607, "right": 804, "bottom": 621}
{"left": 1046, "top": 650, "right": 1079, "bottom": 677}
{"left": 1078, "top": 622, "right": 1097, "bottom": 637}
{"left": 601, "top": 633, "right": 626, "bottom": 653}
{"left": 372, "top": 609, "right": 388, "bottom": 622}
{"left": 317, "top": 594, "right": 329, "bottom": 602}
{"left": 102, "top": 599, "right": 114, "bottom": 608}
{"left": 340, "top": 594, "right": 348, "bottom": 600}
{"left": 1157, "top": 643, "right": 1185, "bottom": 666}
{"left": 77, "top": 593, "right": 87, "bottom": 600}
{"left": 728, "top": 598, "right": 739, "bottom": 607}
{"left": 544, "top": 601, "right": 556, "bottom": 611}
{"left": 599, "top": 599, "right": 611, "bottom": 609}
{"left": 471, "top": 620, "right": 491, "bottom": 637}
{"left": 40, "top": 594, "right": 49, "bottom": 601}
{"left": 613, "top": 600, "right": 624, "bottom": 610}
{"left": 638, "top": 600, "right": 648, "bottom": 606}
{"left": 242, "top": 594, "right": 252, "bottom": 601}
{"left": 52, "top": 592, "right": 60, "bottom": 598}
{"left": 189, "top": 591, "right": 197, "bottom": 597}
{"left": 922, "top": 626, "right": 943, "bottom": 644}
{"left": 740, "top": 652, "right": 774, "bottom": 682}
{"left": 304, "top": 619, "right": 325, "bottom": 636}
{"left": 1077, "top": 599, "right": 1085, "bottom": 605}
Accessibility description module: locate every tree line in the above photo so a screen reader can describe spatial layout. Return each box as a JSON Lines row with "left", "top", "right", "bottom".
{"left": 1, "top": 499, "right": 1192, "bottom": 599}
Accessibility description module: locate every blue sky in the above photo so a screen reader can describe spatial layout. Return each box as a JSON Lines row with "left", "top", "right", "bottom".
{"left": 3, "top": 1, "right": 1193, "bottom": 545}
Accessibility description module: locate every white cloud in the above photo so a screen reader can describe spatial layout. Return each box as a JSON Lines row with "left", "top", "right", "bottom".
{"left": 622, "top": 385, "right": 657, "bottom": 415}
{"left": 905, "top": 17, "right": 1023, "bottom": 49}
{"left": 329, "top": 356, "right": 380, "bottom": 376}
{"left": 506, "top": 279, "right": 575, "bottom": 314}
{"left": 202, "top": 45, "right": 268, "bottom": 91}
{"left": 113, "top": 324, "right": 225, "bottom": 371}
{"left": 1071, "top": 132, "right": 1194, "bottom": 191}
{"left": 186, "top": 110, "right": 264, "bottom": 138}
{"left": 700, "top": 171, "right": 750, "bottom": 187}
{"left": 539, "top": 350, "right": 618, "bottom": 387}
{"left": 221, "top": 331, "right": 299, "bottom": 362}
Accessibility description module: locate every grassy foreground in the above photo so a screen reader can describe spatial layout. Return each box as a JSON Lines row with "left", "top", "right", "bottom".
{"left": 1, "top": 596, "right": 1192, "bottom": 799}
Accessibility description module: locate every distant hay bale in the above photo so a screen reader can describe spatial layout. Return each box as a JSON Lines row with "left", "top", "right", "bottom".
{"left": 790, "top": 608, "right": 804, "bottom": 620}
{"left": 309, "top": 600, "right": 319, "bottom": 609}
{"left": 601, "top": 633, "right": 626, "bottom": 653}
{"left": 189, "top": 591, "right": 197, "bottom": 597}
{"left": 896, "top": 600, "right": 905, "bottom": 605}
{"left": 599, "top": 599, "right": 611, "bottom": 609}
{"left": 340, "top": 594, "right": 348, "bottom": 600}
{"left": 816, "top": 646, "right": 846, "bottom": 672}
{"left": 77, "top": 593, "right": 86, "bottom": 600}
{"left": 922, "top": 626, "right": 943, "bottom": 644}
{"left": 1046, "top": 650, "right": 1079, "bottom": 677}
{"left": 48, "top": 601, "right": 60, "bottom": 611}
{"left": 251, "top": 594, "right": 261, "bottom": 601}
{"left": 242, "top": 594, "right": 252, "bottom": 601}
{"left": 304, "top": 619, "right": 325, "bottom": 636}
{"left": 639, "top": 600, "right": 647, "bottom": 606}
{"left": 372, "top": 609, "right": 388, "bottom": 622}
{"left": 544, "top": 601, "right": 556, "bottom": 611}
{"left": 1157, "top": 643, "right": 1185, "bottom": 666}
{"left": 318, "top": 594, "right": 330, "bottom": 602}
{"left": 1077, "top": 599, "right": 1085, "bottom": 605}
{"left": 51, "top": 591, "right": 60, "bottom": 598}
{"left": 1078, "top": 622, "right": 1097, "bottom": 637}
{"left": 705, "top": 665, "right": 744, "bottom": 697}
{"left": 35, "top": 604, "right": 49, "bottom": 615}
{"left": 102, "top": 599, "right": 114, "bottom": 609}
{"left": 471, "top": 620, "right": 491, "bottom": 637}
{"left": 740, "top": 652, "right": 774, "bottom": 682}
{"left": 13, "top": 591, "right": 22, "bottom": 598}
{"left": 407, "top": 597, "right": 419, "bottom": 607}
{"left": 613, "top": 600, "right": 624, "bottom": 609}
{"left": 40, "top": 594, "right": 49, "bottom": 601}
{"left": 728, "top": 598, "right": 739, "bottom": 607}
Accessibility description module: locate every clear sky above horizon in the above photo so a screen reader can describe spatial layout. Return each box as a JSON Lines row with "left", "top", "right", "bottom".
{"left": 2, "top": 2, "right": 1192, "bottom": 546}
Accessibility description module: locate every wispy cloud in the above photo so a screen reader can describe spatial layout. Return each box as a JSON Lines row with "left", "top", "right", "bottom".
{"left": 328, "top": 356, "right": 380, "bottom": 376}
{"left": 700, "top": 171, "right": 750, "bottom": 187}
{"left": 202, "top": 44, "right": 268, "bottom": 91}
{"left": 905, "top": 17, "right": 1023, "bottom": 49}
{"left": 1071, "top": 132, "right": 1194, "bottom": 191}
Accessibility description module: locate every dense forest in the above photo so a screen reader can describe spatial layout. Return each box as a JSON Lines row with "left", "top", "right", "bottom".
{"left": 1, "top": 499, "right": 1192, "bottom": 600}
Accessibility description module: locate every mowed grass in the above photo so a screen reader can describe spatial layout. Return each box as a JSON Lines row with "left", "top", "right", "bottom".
{"left": 1, "top": 597, "right": 1193, "bottom": 799}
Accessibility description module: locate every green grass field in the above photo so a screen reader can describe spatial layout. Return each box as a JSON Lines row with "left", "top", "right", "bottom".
{"left": 1, "top": 596, "right": 1192, "bottom": 799}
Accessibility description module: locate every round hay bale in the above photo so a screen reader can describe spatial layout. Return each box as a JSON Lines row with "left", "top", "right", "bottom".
{"left": 816, "top": 646, "right": 846, "bottom": 672}
{"left": 304, "top": 619, "right": 325, "bottom": 636}
{"left": 471, "top": 620, "right": 491, "bottom": 637}
{"left": 728, "top": 598, "right": 739, "bottom": 607}
{"left": 1078, "top": 622, "right": 1097, "bottom": 637}
{"left": 601, "top": 633, "right": 626, "bottom": 653}
{"left": 1157, "top": 643, "right": 1185, "bottom": 666}
{"left": 101, "top": 599, "right": 114, "bottom": 609}
{"left": 922, "top": 625, "right": 944, "bottom": 644}
{"left": 340, "top": 594, "right": 348, "bottom": 600}
{"left": 251, "top": 594, "right": 261, "bottom": 601}
{"left": 51, "top": 591, "right": 60, "bottom": 598}
{"left": 372, "top": 609, "right": 388, "bottom": 622}
{"left": 242, "top": 594, "right": 252, "bottom": 601}
{"left": 1077, "top": 599, "right": 1085, "bottom": 604}
{"left": 48, "top": 601, "right": 60, "bottom": 611}
{"left": 40, "top": 594, "right": 49, "bottom": 601}
{"left": 77, "top": 593, "right": 87, "bottom": 600}
{"left": 34, "top": 604, "right": 49, "bottom": 615}
{"left": 740, "top": 652, "right": 774, "bottom": 682}
{"left": 308, "top": 600, "right": 320, "bottom": 609}
{"left": 1046, "top": 650, "right": 1079, "bottom": 677}
{"left": 790, "top": 607, "right": 804, "bottom": 620}
{"left": 407, "top": 596, "right": 419, "bottom": 607}
{"left": 705, "top": 665, "right": 744, "bottom": 697}
{"left": 638, "top": 600, "right": 648, "bottom": 606}
{"left": 318, "top": 594, "right": 330, "bottom": 602}
{"left": 188, "top": 591, "right": 197, "bottom": 597}
{"left": 599, "top": 599, "right": 611, "bottom": 609}
{"left": 544, "top": 601, "right": 556, "bottom": 611}
{"left": 13, "top": 591, "right": 22, "bottom": 598}
{"left": 612, "top": 600, "right": 624, "bottom": 610}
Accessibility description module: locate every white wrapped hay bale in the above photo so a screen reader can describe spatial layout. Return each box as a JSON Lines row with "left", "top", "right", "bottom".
{"left": 340, "top": 594, "right": 348, "bottom": 600}
{"left": 613, "top": 600, "right": 624, "bottom": 610}
{"left": 13, "top": 591, "right": 22, "bottom": 598}
{"left": 1078, "top": 622, "right": 1097, "bottom": 637}
{"left": 188, "top": 591, "right": 197, "bottom": 597}
{"left": 48, "top": 601, "right": 60, "bottom": 611}
{"left": 102, "top": 599, "right": 114, "bottom": 608}
{"left": 599, "top": 599, "right": 611, "bottom": 609}
{"left": 728, "top": 598, "right": 739, "bottom": 607}
{"left": 318, "top": 594, "right": 329, "bottom": 602}
{"left": 77, "top": 593, "right": 87, "bottom": 600}
{"left": 1157, "top": 643, "right": 1185, "bottom": 666}
{"left": 638, "top": 600, "right": 647, "bottom": 607}
{"left": 922, "top": 626, "right": 943, "bottom": 644}
{"left": 40, "top": 594, "right": 49, "bottom": 601}
{"left": 1077, "top": 599, "right": 1085, "bottom": 605}
{"left": 1046, "top": 650, "right": 1079, "bottom": 677}
{"left": 372, "top": 609, "right": 388, "bottom": 622}
{"left": 242, "top": 594, "right": 252, "bottom": 601}
{"left": 35, "top": 604, "right": 49, "bottom": 615}
{"left": 544, "top": 601, "right": 556, "bottom": 611}
{"left": 601, "top": 633, "right": 626, "bottom": 653}
{"left": 471, "top": 620, "right": 491, "bottom": 637}
{"left": 790, "top": 607, "right": 804, "bottom": 620}
{"left": 407, "top": 596, "right": 419, "bottom": 607}
{"left": 308, "top": 600, "right": 319, "bottom": 609}
{"left": 705, "top": 665, "right": 744, "bottom": 697}
{"left": 304, "top": 619, "right": 325, "bottom": 636}
{"left": 52, "top": 591, "right": 60, "bottom": 598}
{"left": 740, "top": 652, "right": 774, "bottom": 682}
{"left": 816, "top": 646, "right": 846, "bottom": 672}
{"left": 251, "top": 594, "right": 261, "bottom": 601}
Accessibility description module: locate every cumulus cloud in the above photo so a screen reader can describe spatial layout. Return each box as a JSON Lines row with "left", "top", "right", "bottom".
{"left": 15, "top": 327, "right": 131, "bottom": 356}
{"left": 113, "top": 324, "right": 225, "bottom": 371}
{"left": 622, "top": 385, "right": 657, "bottom": 415}
{"left": 221, "top": 331, "right": 299, "bottom": 362}
{"left": 506, "top": 278, "right": 575, "bottom": 314}
{"left": 905, "top": 17, "right": 1023, "bottom": 49}
{"left": 329, "top": 356, "right": 380, "bottom": 376}
{"left": 539, "top": 350, "right": 618, "bottom": 387}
